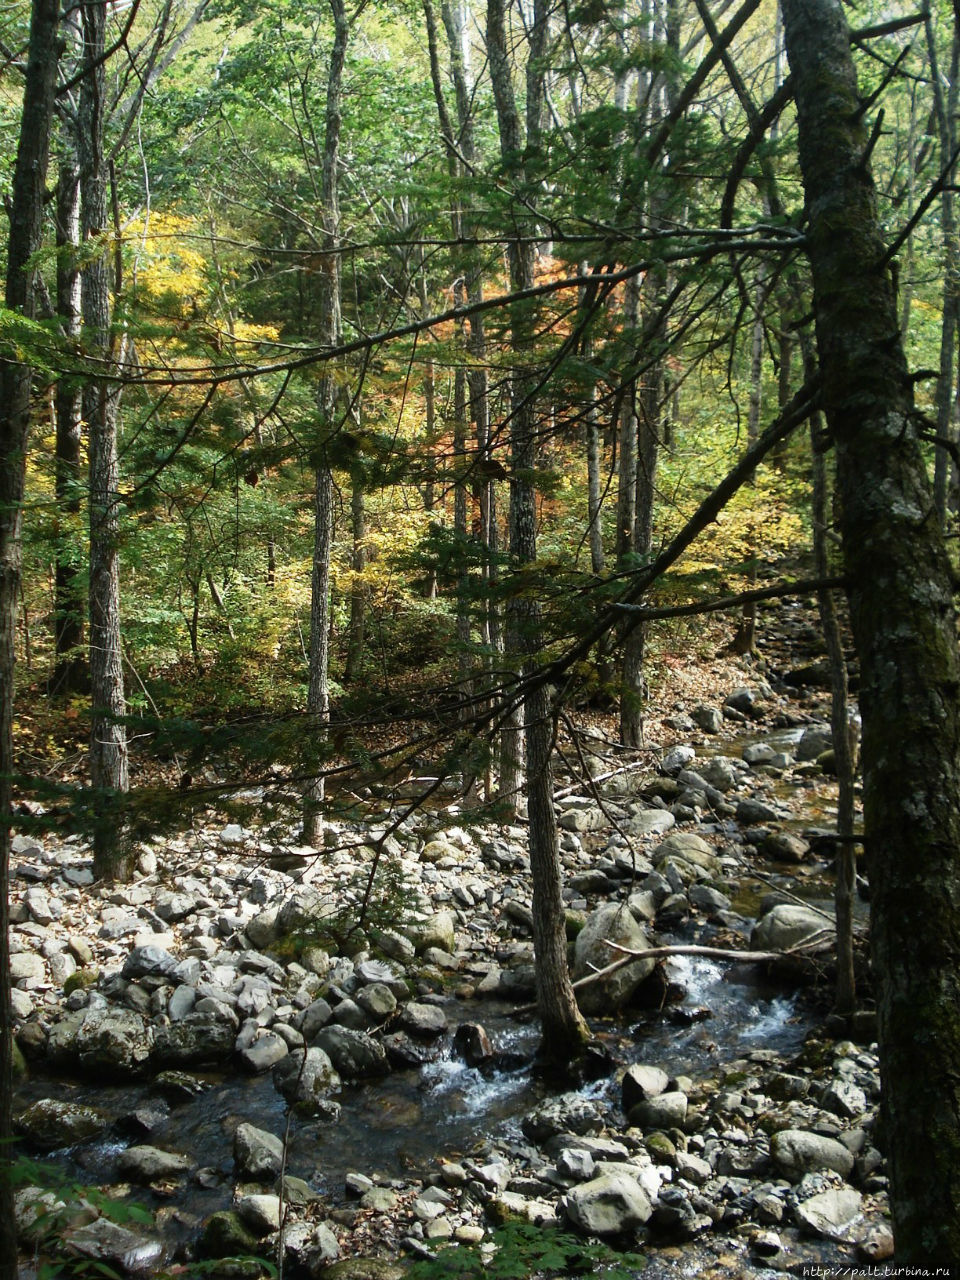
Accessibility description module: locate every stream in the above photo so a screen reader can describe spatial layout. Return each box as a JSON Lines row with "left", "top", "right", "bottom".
{"left": 13, "top": 710, "right": 868, "bottom": 1276}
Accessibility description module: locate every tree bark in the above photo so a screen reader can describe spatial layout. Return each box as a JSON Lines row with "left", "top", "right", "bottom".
{"left": 79, "top": 0, "right": 132, "bottom": 882}
{"left": 487, "top": 0, "right": 589, "bottom": 1060}
{"left": 0, "top": 3, "right": 60, "bottom": 1272}
{"left": 303, "top": 0, "right": 348, "bottom": 846}
{"left": 782, "top": 0, "right": 960, "bottom": 1258}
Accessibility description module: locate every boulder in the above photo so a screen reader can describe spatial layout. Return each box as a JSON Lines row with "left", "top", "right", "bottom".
{"left": 794, "top": 1187, "right": 864, "bottom": 1241}
{"left": 691, "top": 705, "right": 723, "bottom": 734}
{"left": 236, "top": 1194, "right": 282, "bottom": 1236}
{"left": 621, "top": 1064, "right": 669, "bottom": 1112}
{"left": 313, "top": 1027, "right": 389, "bottom": 1078}
{"left": 407, "top": 911, "right": 457, "bottom": 954}
{"left": 121, "top": 946, "right": 179, "bottom": 980}
{"left": 797, "top": 723, "right": 834, "bottom": 761}
{"left": 154, "top": 1013, "right": 235, "bottom": 1066}
{"left": 751, "top": 904, "right": 833, "bottom": 952}
{"left": 75, "top": 1007, "right": 154, "bottom": 1076}
{"left": 736, "top": 796, "right": 780, "bottom": 824}
{"left": 564, "top": 1173, "right": 653, "bottom": 1236}
{"left": 652, "top": 832, "right": 721, "bottom": 878}
{"left": 117, "top": 1146, "right": 194, "bottom": 1183}
{"left": 273, "top": 1047, "right": 342, "bottom": 1113}
{"left": 623, "top": 810, "right": 676, "bottom": 838}
{"left": 573, "top": 904, "right": 654, "bottom": 1015}
{"left": 15, "top": 1099, "right": 108, "bottom": 1150}
{"left": 197, "top": 1211, "right": 261, "bottom": 1259}
{"left": 770, "top": 1130, "right": 855, "bottom": 1181}
{"left": 627, "top": 1090, "right": 687, "bottom": 1130}
{"left": 234, "top": 1122, "right": 284, "bottom": 1180}
{"left": 697, "top": 757, "right": 740, "bottom": 792}
{"left": 400, "top": 1002, "right": 447, "bottom": 1038}
{"left": 762, "top": 831, "right": 810, "bottom": 863}
{"left": 60, "top": 1218, "right": 164, "bottom": 1275}
{"left": 238, "top": 1032, "right": 289, "bottom": 1074}
{"left": 521, "top": 1093, "right": 604, "bottom": 1144}
{"left": 661, "top": 745, "right": 696, "bottom": 774}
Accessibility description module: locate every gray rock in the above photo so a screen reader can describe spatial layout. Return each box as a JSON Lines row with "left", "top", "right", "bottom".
{"left": 794, "top": 1187, "right": 863, "bottom": 1241}
{"left": 770, "top": 1130, "right": 855, "bottom": 1181}
{"left": 75, "top": 1007, "right": 154, "bottom": 1076}
{"left": 355, "top": 959, "right": 408, "bottom": 998}
{"left": 400, "top": 1002, "right": 448, "bottom": 1037}
{"left": 298, "top": 997, "right": 333, "bottom": 1039}
{"left": 743, "top": 743, "right": 776, "bottom": 765}
{"left": 313, "top": 1026, "right": 389, "bottom": 1078}
{"left": 121, "top": 946, "right": 179, "bottom": 980}
{"left": 626, "top": 890, "right": 657, "bottom": 923}
{"left": 245, "top": 906, "right": 279, "bottom": 950}
{"left": 559, "top": 808, "right": 606, "bottom": 833}
{"left": 573, "top": 903, "right": 653, "bottom": 1015}
{"left": 234, "top": 1122, "right": 284, "bottom": 1180}
{"left": 661, "top": 745, "right": 696, "bottom": 774}
{"left": 556, "top": 1148, "right": 596, "bottom": 1182}
{"left": 15, "top": 1099, "right": 108, "bottom": 1149}
{"left": 653, "top": 832, "right": 722, "bottom": 877}
{"left": 167, "top": 985, "right": 196, "bottom": 1021}
{"left": 154, "top": 892, "right": 197, "bottom": 923}
{"left": 692, "top": 705, "right": 723, "bottom": 734}
{"left": 282, "top": 1221, "right": 340, "bottom": 1271}
{"left": 751, "top": 904, "right": 834, "bottom": 952}
{"left": 408, "top": 910, "right": 456, "bottom": 954}
{"left": 59, "top": 1218, "right": 163, "bottom": 1275}
{"left": 522, "top": 1093, "right": 604, "bottom": 1144}
{"left": 236, "top": 1193, "right": 282, "bottom": 1236}
{"left": 627, "top": 1090, "right": 687, "bottom": 1129}
{"left": 697, "top": 757, "right": 740, "bottom": 792}
{"left": 688, "top": 884, "right": 731, "bottom": 912}
{"left": 10, "top": 952, "right": 45, "bottom": 985}
{"left": 238, "top": 1032, "right": 289, "bottom": 1074}
{"left": 330, "top": 998, "right": 369, "bottom": 1031}
{"left": 724, "top": 687, "right": 763, "bottom": 715}
{"left": 153, "top": 1014, "right": 235, "bottom": 1066}
{"left": 564, "top": 1173, "right": 653, "bottom": 1236}
{"left": 736, "top": 797, "right": 780, "bottom": 824}
{"left": 355, "top": 983, "right": 397, "bottom": 1021}
{"left": 452, "top": 1022, "right": 494, "bottom": 1067}
{"left": 117, "top": 1145, "right": 193, "bottom": 1183}
{"left": 621, "top": 1064, "right": 669, "bottom": 1111}
{"left": 272, "top": 1047, "right": 342, "bottom": 1113}
{"left": 822, "top": 1077, "right": 868, "bottom": 1119}
{"left": 797, "top": 724, "right": 834, "bottom": 761}
{"left": 623, "top": 810, "right": 676, "bottom": 837}
{"left": 761, "top": 831, "right": 810, "bottom": 863}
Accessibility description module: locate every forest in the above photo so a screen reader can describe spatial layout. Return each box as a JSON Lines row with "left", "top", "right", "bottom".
{"left": 2, "top": 0, "right": 960, "bottom": 1274}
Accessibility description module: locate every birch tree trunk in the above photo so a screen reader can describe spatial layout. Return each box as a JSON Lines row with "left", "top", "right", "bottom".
{"left": 303, "top": 0, "right": 348, "bottom": 846}
{"left": 0, "top": 2, "right": 60, "bottom": 1269}
{"left": 782, "top": 0, "right": 960, "bottom": 1257}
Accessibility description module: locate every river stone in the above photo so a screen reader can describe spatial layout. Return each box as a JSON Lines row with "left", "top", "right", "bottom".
{"left": 797, "top": 723, "right": 834, "bottom": 761}
{"left": 244, "top": 906, "right": 279, "bottom": 949}
{"left": 10, "top": 952, "right": 45, "bottom": 985}
{"left": 154, "top": 1013, "right": 235, "bottom": 1066}
{"left": 408, "top": 910, "right": 457, "bottom": 954}
{"left": 751, "top": 904, "right": 834, "bottom": 952}
{"left": 653, "top": 832, "right": 721, "bottom": 877}
{"left": 453, "top": 1022, "right": 494, "bottom": 1067}
{"left": 368, "top": 927, "right": 416, "bottom": 963}
{"left": 743, "top": 742, "right": 776, "bottom": 765}
{"left": 564, "top": 1173, "right": 653, "bottom": 1235}
{"left": 623, "top": 810, "right": 676, "bottom": 837}
{"left": 154, "top": 891, "right": 197, "bottom": 923}
{"left": 238, "top": 1031, "right": 289, "bottom": 1074}
{"left": 573, "top": 903, "right": 654, "bottom": 1014}
{"left": 198, "top": 1210, "right": 261, "bottom": 1258}
{"left": 400, "top": 1001, "right": 448, "bottom": 1037}
{"left": 167, "top": 985, "right": 196, "bottom": 1021}
{"left": 61, "top": 1217, "right": 164, "bottom": 1275}
{"left": 321, "top": 1260, "right": 406, "bottom": 1280}
{"left": 117, "top": 1145, "right": 194, "bottom": 1182}
{"left": 692, "top": 704, "right": 723, "bottom": 733}
{"left": 559, "top": 807, "right": 606, "bottom": 833}
{"left": 355, "top": 959, "right": 408, "bottom": 998}
{"left": 762, "top": 831, "right": 810, "bottom": 863}
{"left": 522, "top": 1093, "right": 604, "bottom": 1144}
{"left": 282, "top": 1221, "right": 340, "bottom": 1271}
{"left": 794, "top": 1187, "right": 863, "bottom": 1241}
{"left": 627, "top": 1090, "right": 687, "bottom": 1129}
{"left": 236, "top": 1193, "right": 282, "bottom": 1236}
{"left": 822, "top": 1077, "right": 868, "bottom": 1118}
{"left": 121, "top": 945, "right": 179, "bottom": 980}
{"left": 313, "top": 1026, "right": 389, "bottom": 1078}
{"left": 15, "top": 1098, "right": 109, "bottom": 1149}
{"left": 698, "top": 757, "right": 740, "bottom": 791}
{"left": 661, "top": 745, "right": 696, "bottom": 774}
{"left": 735, "top": 796, "right": 780, "bottom": 824}
{"left": 621, "top": 1064, "right": 669, "bottom": 1112}
{"left": 75, "top": 1007, "right": 154, "bottom": 1076}
{"left": 355, "top": 983, "right": 397, "bottom": 1021}
{"left": 273, "top": 1047, "right": 342, "bottom": 1112}
{"left": 234, "top": 1122, "right": 284, "bottom": 1180}
{"left": 43, "top": 1011, "right": 86, "bottom": 1068}
{"left": 771, "top": 1130, "right": 855, "bottom": 1181}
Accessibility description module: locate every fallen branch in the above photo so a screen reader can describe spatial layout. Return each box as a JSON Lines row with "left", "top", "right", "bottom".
{"left": 514, "top": 934, "right": 832, "bottom": 1015}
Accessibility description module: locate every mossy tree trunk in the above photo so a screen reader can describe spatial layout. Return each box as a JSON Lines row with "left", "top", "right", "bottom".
{"left": 782, "top": 0, "right": 960, "bottom": 1258}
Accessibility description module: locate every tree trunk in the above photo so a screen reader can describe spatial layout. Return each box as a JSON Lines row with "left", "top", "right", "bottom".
{"left": 782, "top": 0, "right": 960, "bottom": 1258}
{"left": 51, "top": 130, "right": 87, "bottom": 696}
{"left": 303, "top": 0, "right": 348, "bottom": 846}
{"left": 0, "top": 2, "right": 60, "bottom": 1272}
{"left": 345, "top": 462, "right": 367, "bottom": 683}
{"left": 487, "top": 0, "right": 588, "bottom": 1061}
{"left": 80, "top": 0, "right": 131, "bottom": 882}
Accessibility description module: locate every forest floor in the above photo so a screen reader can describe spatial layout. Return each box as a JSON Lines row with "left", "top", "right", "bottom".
{"left": 9, "top": 597, "right": 892, "bottom": 1280}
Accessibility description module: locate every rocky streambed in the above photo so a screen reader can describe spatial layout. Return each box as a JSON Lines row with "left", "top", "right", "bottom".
{"left": 9, "top": 672, "right": 890, "bottom": 1279}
